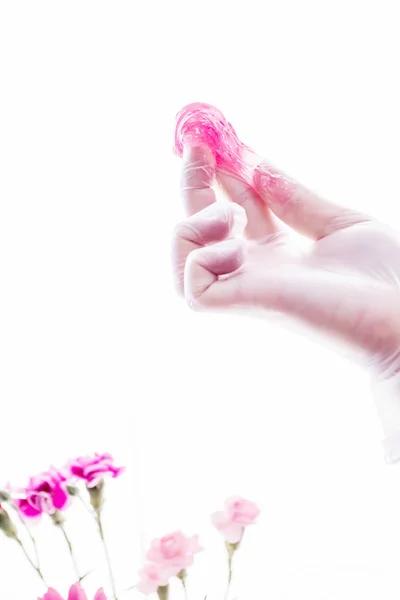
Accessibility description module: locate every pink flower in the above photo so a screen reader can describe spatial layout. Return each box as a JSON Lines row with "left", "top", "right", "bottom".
{"left": 136, "top": 563, "right": 176, "bottom": 595}
{"left": 146, "top": 531, "right": 202, "bottom": 574}
{"left": 16, "top": 469, "right": 69, "bottom": 519}
{"left": 39, "top": 582, "right": 106, "bottom": 600}
{"left": 212, "top": 496, "right": 260, "bottom": 544}
{"left": 67, "top": 453, "right": 124, "bottom": 488}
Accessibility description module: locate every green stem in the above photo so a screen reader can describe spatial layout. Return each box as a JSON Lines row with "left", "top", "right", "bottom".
{"left": 15, "top": 537, "right": 48, "bottom": 587}
{"left": 58, "top": 522, "right": 82, "bottom": 582}
{"left": 224, "top": 554, "right": 233, "bottom": 600}
{"left": 77, "top": 492, "right": 96, "bottom": 518}
{"left": 96, "top": 511, "right": 118, "bottom": 600}
{"left": 224, "top": 541, "right": 240, "bottom": 600}
{"left": 12, "top": 506, "right": 41, "bottom": 570}
{"left": 177, "top": 570, "right": 188, "bottom": 600}
{"left": 180, "top": 577, "right": 189, "bottom": 600}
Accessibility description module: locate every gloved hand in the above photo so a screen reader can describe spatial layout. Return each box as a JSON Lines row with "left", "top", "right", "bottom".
{"left": 171, "top": 104, "right": 400, "bottom": 463}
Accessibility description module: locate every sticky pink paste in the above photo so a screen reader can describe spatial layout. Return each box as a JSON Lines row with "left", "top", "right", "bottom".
{"left": 174, "top": 102, "right": 295, "bottom": 204}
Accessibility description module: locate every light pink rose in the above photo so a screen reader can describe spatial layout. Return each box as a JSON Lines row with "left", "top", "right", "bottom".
{"left": 67, "top": 453, "right": 124, "bottom": 488}
{"left": 146, "top": 531, "right": 202, "bottom": 574}
{"left": 136, "top": 563, "right": 175, "bottom": 595}
{"left": 39, "top": 582, "right": 106, "bottom": 600}
{"left": 16, "top": 469, "right": 69, "bottom": 519}
{"left": 212, "top": 496, "right": 260, "bottom": 543}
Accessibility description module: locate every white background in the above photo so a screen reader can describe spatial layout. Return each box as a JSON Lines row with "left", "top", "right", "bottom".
{"left": 1, "top": 1, "right": 400, "bottom": 599}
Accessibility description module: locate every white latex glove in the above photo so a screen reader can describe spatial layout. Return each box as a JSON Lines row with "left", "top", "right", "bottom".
{"left": 171, "top": 145, "right": 400, "bottom": 463}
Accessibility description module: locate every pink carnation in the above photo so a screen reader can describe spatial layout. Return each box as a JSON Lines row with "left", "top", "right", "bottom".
{"left": 39, "top": 582, "right": 106, "bottom": 600}
{"left": 67, "top": 453, "right": 124, "bottom": 488}
{"left": 212, "top": 496, "right": 260, "bottom": 544}
{"left": 136, "top": 563, "right": 176, "bottom": 595}
{"left": 16, "top": 469, "right": 69, "bottom": 519}
{"left": 146, "top": 531, "right": 202, "bottom": 574}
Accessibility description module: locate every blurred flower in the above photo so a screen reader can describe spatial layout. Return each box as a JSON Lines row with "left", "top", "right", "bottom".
{"left": 212, "top": 496, "right": 260, "bottom": 543}
{"left": 0, "top": 504, "right": 17, "bottom": 538}
{"left": 146, "top": 531, "right": 202, "bottom": 574}
{"left": 39, "top": 582, "right": 106, "bottom": 600}
{"left": 137, "top": 563, "right": 175, "bottom": 595}
{"left": 15, "top": 469, "right": 69, "bottom": 519}
{"left": 67, "top": 454, "right": 124, "bottom": 488}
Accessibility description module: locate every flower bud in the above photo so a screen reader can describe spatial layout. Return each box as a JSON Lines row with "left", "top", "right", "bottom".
{"left": 0, "top": 505, "right": 17, "bottom": 539}
{"left": 66, "top": 484, "right": 79, "bottom": 497}
{"left": 177, "top": 570, "right": 187, "bottom": 582}
{"left": 157, "top": 585, "right": 169, "bottom": 600}
{"left": 50, "top": 510, "right": 65, "bottom": 526}
{"left": 226, "top": 540, "right": 240, "bottom": 557}
{"left": 87, "top": 479, "right": 104, "bottom": 513}
{"left": 0, "top": 490, "right": 11, "bottom": 503}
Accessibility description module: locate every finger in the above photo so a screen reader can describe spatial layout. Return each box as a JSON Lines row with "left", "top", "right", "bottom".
{"left": 181, "top": 145, "right": 217, "bottom": 216}
{"left": 253, "top": 162, "right": 372, "bottom": 240}
{"left": 185, "top": 238, "right": 246, "bottom": 308}
{"left": 217, "top": 172, "right": 283, "bottom": 241}
{"left": 172, "top": 202, "right": 247, "bottom": 295}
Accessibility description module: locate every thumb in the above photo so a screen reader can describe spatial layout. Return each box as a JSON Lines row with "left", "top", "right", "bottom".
{"left": 184, "top": 238, "right": 246, "bottom": 309}
{"left": 253, "top": 162, "right": 371, "bottom": 240}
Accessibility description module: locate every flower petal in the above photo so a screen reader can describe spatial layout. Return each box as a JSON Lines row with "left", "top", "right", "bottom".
{"left": 146, "top": 539, "right": 162, "bottom": 563}
{"left": 93, "top": 589, "right": 107, "bottom": 600}
{"left": 68, "top": 582, "right": 88, "bottom": 600}
{"left": 136, "top": 579, "right": 159, "bottom": 595}
{"left": 211, "top": 510, "right": 229, "bottom": 530}
{"left": 225, "top": 496, "right": 260, "bottom": 525}
{"left": 52, "top": 485, "right": 69, "bottom": 511}
{"left": 223, "top": 524, "right": 243, "bottom": 544}
{"left": 17, "top": 499, "right": 42, "bottom": 518}
{"left": 39, "top": 589, "right": 64, "bottom": 600}
{"left": 189, "top": 534, "right": 203, "bottom": 554}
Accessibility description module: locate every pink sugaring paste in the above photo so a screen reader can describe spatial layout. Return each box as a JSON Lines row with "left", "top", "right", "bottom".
{"left": 174, "top": 102, "right": 296, "bottom": 203}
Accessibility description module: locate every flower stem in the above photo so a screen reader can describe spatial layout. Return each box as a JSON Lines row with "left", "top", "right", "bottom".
{"left": 224, "top": 554, "right": 233, "bottom": 600}
{"left": 224, "top": 541, "right": 240, "bottom": 600}
{"left": 96, "top": 511, "right": 118, "bottom": 600}
{"left": 177, "top": 570, "right": 189, "bottom": 600}
{"left": 12, "top": 506, "right": 41, "bottom": 570}
{"left": 58, "top": 521, "right": 82, "bottom": 582}
{"left": 77, "top": 492, "right": 96, "bottom": 518}
{"left": 15, "top": 537, "right": 48, "bottom": 587}
{"left": 181, "top": 578, "right": 189, "bottom": 600}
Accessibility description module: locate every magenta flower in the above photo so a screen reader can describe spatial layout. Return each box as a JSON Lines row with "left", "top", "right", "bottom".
{"left": 67, "top": 453, "right": 124, "bottom": 488}
{"left": 16, "top": 469, "right": 69, "bottom": 519}
{"left": 39, "top": 582, "right": 106, "bottom": 600}
{"left": 212, "top": 496, "right": 260, "bottom": 543}
{"left": 146, "top": 531, "right": 202, "bottom": 574}
{"left": 136, "top": 563, "right": 176, "bottom": 595}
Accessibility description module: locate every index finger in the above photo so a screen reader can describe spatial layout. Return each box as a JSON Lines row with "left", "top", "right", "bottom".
{"left": 217, "top": 171, "right": 282, "bottom": 241}
{"left": 181, "top": 145, "right": 217, "bottom": 216}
